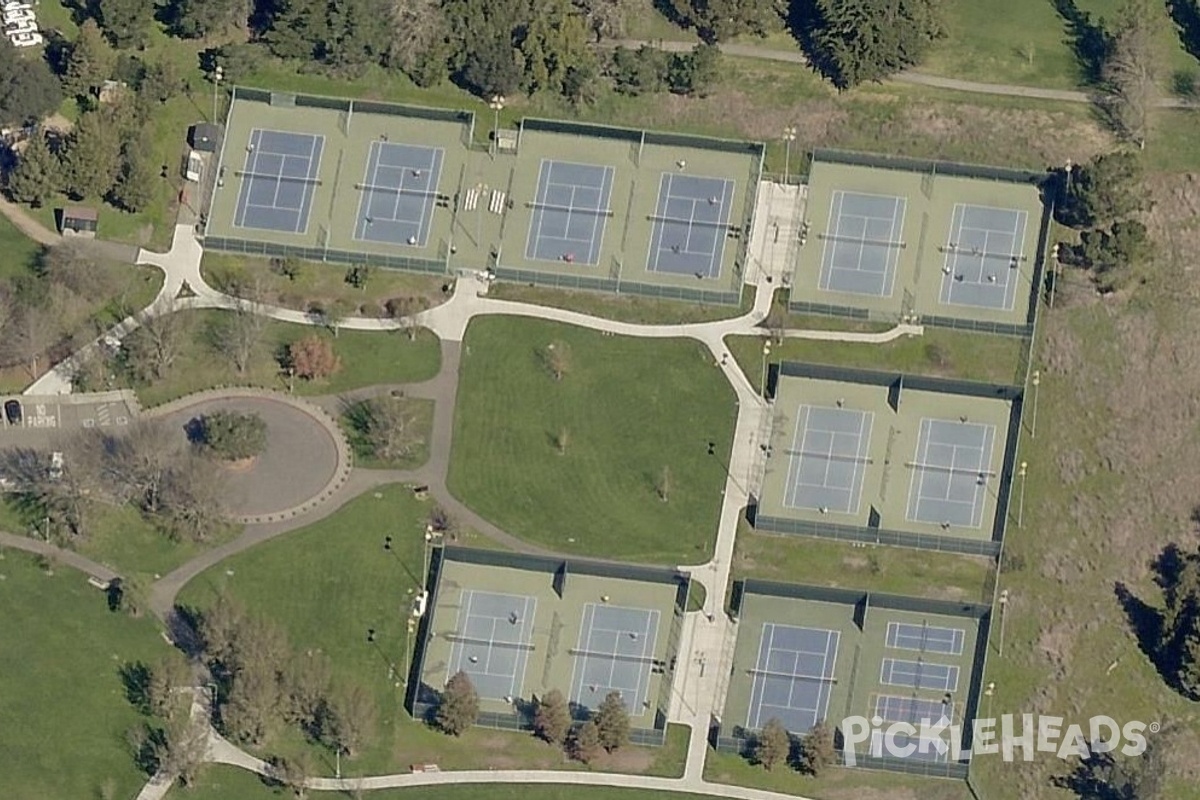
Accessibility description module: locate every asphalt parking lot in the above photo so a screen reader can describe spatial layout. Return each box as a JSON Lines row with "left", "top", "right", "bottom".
{"left": 0, "top": 392, "right": 138, "bottom": 447}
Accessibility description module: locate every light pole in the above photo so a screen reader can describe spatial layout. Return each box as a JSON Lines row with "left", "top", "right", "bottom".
{"left": 984, "top": 681, "right": 995, "bottom": 719}
{"left": 761, "top": 341, "right": 771, "bottom": 397}
{"left": 1017, "top": 461, "right": 1028, "bottom": 527}
{"left": 211, "top": 65, "right": 224, "bottom": 123}
{"left": 997, "top": 590, "right": 1010, "bottom": 657}
{"left": 403, "top": 616, "right": 416, "bottom": 687}
{"left": 782, "top": 126, "right": 797, "bottom": 184}
{"left": 1030, "top": 370, "right": 1041, "bottom": 439}
{"left": 423, "top": 526, "right": 434, "bottom": 583}
{"left": 205, "top": 681, "right": 217, "bottom": 722}
{"left": 489, "top": 95, "right": 506, "bottom": 158}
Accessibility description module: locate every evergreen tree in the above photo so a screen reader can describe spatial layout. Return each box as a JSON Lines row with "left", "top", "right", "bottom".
{"left": 64, "top": 20, "right": 115, "bottom": 99}
{"left": 63, "top": 109, "right": 123, "bottom": 200}
{"left": 171, "top": 0, "right": 249, "bottom": 38}
{"left": 8, "top": 133, "right": 61, "bottom": 207}
{"left": 0, "top": 49, "right": 64, "bottom": 126}
{"left": 798, "top": 721, "right": 837, "bottom": 776}
{"left": 592, "top": 691, "right": 630, "bottom": 752}
{"left": 97, "top": 0, "right": 156, "bottom": 49}
{"left": 1062, "top": 151, "right": 1149, "bottom": 229}
{"left": 112, "top": 129, "right": 158, "bottom": 212}
{"left": 519, "top": 0, "right": 595, "bottom": 96}
{"left": 571, "top": 719, "right": 603, "bottom": 763}
{"left": 1160, "top": 549, "right": 1200, "bottom": 699}
{"left": 668, "top": 0, "right": 783, "bottom": 42}
{"left": 533, "top": 689, "right": 572, "bottom": 745}
{"left": 435, "top": 671, "right": 479, "bottom": 735}
{"left": 812, "top": 0, "right": 946, "bottom": 89}
{"left": 754, "top": 718, "right": 791, "bottom": 771}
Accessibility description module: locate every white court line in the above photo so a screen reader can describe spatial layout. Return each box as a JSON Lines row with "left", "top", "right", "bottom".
{"left": 295, "top": 134, "right": 324, "bottom": 235}
{"left": 883, "top": 197, "right": 906, "bottom": 297}
{"left": 446, "top": 588, "right": 473, "bottom": 685}
{"left": 414, "top": 148, "right": 443, "bottom": 246}
{"left": 524, "top": 158, "right": 553, "bottom": 261}
{"left": 968, "top": 424, "right": 997, "bottom": 528}
{"left": 591, "top": 166, "right": 615, "bottom": 265}
{"left": 627, "top": 609, "right": 658, "bottom": 715}
{"left": 817, "top": 191, "right": 844, "bottom": 291}
{"left": 782, "top": 405, "right": 811, "bottom": 509}
{"left": 748, "top": 622, "right": 779, "bottom": 730}
{"left": 567, "top": 601, "right": 592, "bottom": 707}
{"left": 849, "top": 411, "right": 872, "bottom": 515}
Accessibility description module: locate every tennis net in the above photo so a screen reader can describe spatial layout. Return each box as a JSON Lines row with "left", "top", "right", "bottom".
{"left": 445, "top": 633, "right": 535, "bottom": 652}
{"left": 746, "top": 667, "right": 838, "bottom": 684}
{"left": 356, "top": 182, "right": 442, "bottom": 199}
{"left": 569, "top": 648, "right": 661, "bottom": 666}
{"left": 818, "top": 232, "right": 906, "bottom": 249}
{"left": 648, "top": 214, "right": 733, "bottom": 229}
{"left": 235, "top": 170, "right": 321, "bottom": 186}
{"left": 527, "top": 202, "right": 614, "bottom": 217}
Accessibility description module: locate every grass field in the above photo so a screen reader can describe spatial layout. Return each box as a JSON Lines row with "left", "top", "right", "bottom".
{"left": 0, "top": 550, "right": 168, "bottom": 800}
{"left": 124, "top": 309, "right": 441, "bottom": 407}
{"left": 201, "top": 254, "right": 450, "bottom": 316}
{"left": 449, "top": 317, "right": 736, "bottom": 562}
{"left": 726, "top": 327, "right": 1029, "bottom": 395}
{"left": 171, "top": 766, "right": 711, "bottom": 800}
{"left": 732, "top": 519, "right": 995, "bottom": 604}
{"left": 486, "top": 284, "right": 755, "bottom": 325}
{"left": 177, "top": 484, "right": 685, "bottom": 778}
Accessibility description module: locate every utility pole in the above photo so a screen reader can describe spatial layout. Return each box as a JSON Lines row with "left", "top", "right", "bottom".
{"left": 1029, "top": 371, "right": 1041, "bottom": 439}
{"left": 761, "top": 341, "right": 771, "bottom": 397}
{"left": 1017, "top": 461, "right": 1028, "bottom": 527}
{"left": 998, "top": 590, "right": 1010, "bottom": 657}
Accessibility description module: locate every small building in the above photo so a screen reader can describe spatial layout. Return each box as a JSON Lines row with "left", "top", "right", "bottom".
{"left": 96, "top": 80, "right": 127, "bottom": 105}
{"left": 60, "top": 206, "right": 98, "bottom": 237}
{"left": 188, "top": 122, "right": 222, "bottom": 153}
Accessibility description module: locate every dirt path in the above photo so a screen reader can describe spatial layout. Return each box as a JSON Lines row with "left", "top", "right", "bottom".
{"left": 0, "top": 195, "right": 59, "bottom": 245}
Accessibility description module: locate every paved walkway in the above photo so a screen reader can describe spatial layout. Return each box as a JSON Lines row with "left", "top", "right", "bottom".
{"left": 613, "top": 38, "right": 1199, "bottom": 108}
{"left": 0, "top": 531, "right": 118, "bottom": 582}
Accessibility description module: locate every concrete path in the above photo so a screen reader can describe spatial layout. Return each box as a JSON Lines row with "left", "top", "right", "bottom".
{"left": 0, "top": 531, "right": 119, "bottom": 582}
{"left": 613, "top": 38, "right": 1199, "bottom": 108}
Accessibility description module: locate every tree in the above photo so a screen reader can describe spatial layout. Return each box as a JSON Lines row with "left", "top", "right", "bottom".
{"left": 350, "top": 397, "right": 424, "bottom": 464}
{"left": 212, "top": 300, "right": 267, "bottom": 375}
{"left": 554, "top": 425, "right": 570, "bottom": 455}
{"left": 668, "top": 0, "right": 783, "bottom": 42}
{"left": 1159, "top": 546, "right": 1200, "bottom": 699}
{"left": 199, "top": 411, "right": 268, "bottom": 461}
{"left": 533, "top": 689, "right": 572, "bottom": 745}
{"left": 435, "top": 671, "right": 479, "bottom": 735}
{"left": 39, "top": 241, "right": 113, "bottom": 298}
{"left": 345, "top": 264, "right": 371, "bottom": 290}
{"left": 288, "top": 335, "right": 341, "bottom": 380}
{"left": 311, "top": 296, "right": 356, "bottom": 337}
{"left": 324, "top": 684, "right": 377, "bottom": 758}
{"left": 609, "top": 45, "right": 668, "bottom": 96}
{"left": 385, "top": 0, "right": 451, "bottom": 86}
{"left": 147, "top": 653, "right": 193, "bottom": 720}
{"left": 64, "top": 20, "right": 115, "bottom": 98}
{"left": 1056, "top": 743, "right": 1166, "bottom": 800}
{"left": 141, "top": 59, "right": 185, "bottom": 105}
{"left": 112, "top": 128, "right": 159, "bottom": 212}
{"left": 798, "top": 721, "right": 836, "bottom": 776}
{"left": 282, "top": 650, "right": 332, "bottom": 734}
{"left": 171, "top": 0, "right": 249, "bottom": 38}
{"left": 461, "top": 35, "right": 524, "bottom": 96}
{"left": 1073, "top": 219, "right": 1153, "bottom": 292}
{"left": 270, "top": 256, "right": 304, "bottom": 281}
{"left": 573, "top": 0, "right": 631, "bottom": 42}
{"left": 754, "top": 718, "right": 791, "bottom": 771}
{"left": 8, "top": 133, "right": 62, "bottom": 208}
{"left": 811, "top": 0, "right": 946, "bottom": 89}
{"left": 211, "top": 42, "right": 267, "bottom": 83}
{"left": 224, "top": 661, "right": 283, "bottom": 745}
{"left": 519, "top": 0, "right": 596, "bottom": 96}
{"left": 97, "top": 0, "right": 156, "bottom": 48}
{"left": 150, "top": 716, "right": 209, "bottom": 787}
{"left": 592, "top": 691, "right": 630, "bottom": 752}
{"left": 0, "top": 50, "right": 64, "bottom": 127}
{"left": 270, "top": 753, "right": 313, "bottom": 799}
{"left": 124, "top": 301, "right": 190, "bottom": 381}
{"left": 1062, "top": 151, "right": 1149, "bottom": 229}
{"left": 0, "top": 306, "right": 60, "bottom": 377}
{"left": 539, "top": 340, "right": 571, "bottom": 381}
{"left": 63, "top": 108, "right": 123, "bottom": 200}
{"left": 1100, "top": 0, "right": 1163, "bottom": 148}
{"left": 571, "top": 719, "right": 603, "bottom": 763}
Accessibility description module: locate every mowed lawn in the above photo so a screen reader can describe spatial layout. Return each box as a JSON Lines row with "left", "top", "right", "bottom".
{"left": 0, "top": 551, "right": 167, "bottom": 800}
{"left": 449, "top": 318, "right": 737, "bottom": 562}
{"left": 177, "top": 485, "right": 683, "bottom": 777}
{"left": 128, "top": 309, "right": 442, "bottom": 407}
{"left": 173, "top": 766, "right": 710, "bottom": 800}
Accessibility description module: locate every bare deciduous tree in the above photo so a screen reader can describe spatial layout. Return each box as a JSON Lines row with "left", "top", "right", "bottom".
{"left": 126, "top": 301, "right": 190, "bottom": 381}
{"left": 1101, "top": 0, "right": 1162, "bottom": 148}
{"left": 212, "top": 299, "right": 267, "bottom": 375}
{"left": 324, "top": 683, "right": 377, "bottom": 758}
{"left": 350, "top": 397, "right": 423, "bottom": 463}
{"left": 0, "top": 306, "right": 61, "bottom": 377}
{"left": 538, "top": 340, "right": 571, "bottom": 381}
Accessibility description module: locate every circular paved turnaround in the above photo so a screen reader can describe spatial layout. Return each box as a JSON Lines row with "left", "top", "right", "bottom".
{"left": 156, "top": 396, "right": 340, "bottom": 518}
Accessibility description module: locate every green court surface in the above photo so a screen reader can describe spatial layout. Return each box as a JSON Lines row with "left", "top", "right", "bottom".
{"left": 792, "top": 153, "right": 1048, "bottom": 334}
{"left": 720, "top": 581, "right": 988, "bottom": 778}
{"left": 755, "top": 368, "right": 1018, "bottom": 554}
{"left": 412, "top": 549, "right": 687, "bottom": 739}
{"left": 202, "top": 90, "right": 763, "bottom": 305}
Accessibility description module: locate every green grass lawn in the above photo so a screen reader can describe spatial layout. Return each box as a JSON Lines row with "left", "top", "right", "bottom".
{"left": 126, "top": 309, "right": 442, "bottom": 407}
{"left": 449, "top": 317, "right": 736, "bottom": 562}
{"left": 486, "top": 283, "right": 755, "bottom": 325}
{"left": 342, "top": 396, "right": 436, "bottom": 470}
{"left": 0, "top": 213, "right": 44, "bottom": 282}
{"left": 201, "top": 253, "right": 450, "bottom": 315}
{"left": 174, "top": 765, "right": 710, "bottom": 800}
{"left": 0, "top": 550, "right": 168, "bottom": 800}
{"left": 178, "top": 484, "right": 682, "bottom": 777}
{"left": 732, "top": 520, "right": 994, "bottom": 604}
{"left": 726, "top": 327, "right": 1030, "bottom": 395}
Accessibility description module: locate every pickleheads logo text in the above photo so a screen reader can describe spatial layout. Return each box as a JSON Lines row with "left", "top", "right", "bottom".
{"left": 840, "top": 714, "right": 1156, "bottom": 765}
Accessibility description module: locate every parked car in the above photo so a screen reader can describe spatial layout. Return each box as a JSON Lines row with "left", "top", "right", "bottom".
{"left": 9, "top": 30, "right": 42, "bottom": 47}
{"left": 4, "top": 19, "right": 37, "bottom": 34}
{"left": 4, "top": 400, "right": 22, "bottom": 426}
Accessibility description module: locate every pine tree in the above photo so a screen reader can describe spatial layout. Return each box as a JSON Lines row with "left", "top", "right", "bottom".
{"left": 813, "top": 0, "right": 945, "bottom": 89}
{"left": 63, "top": 20, "right": 114, "bottom": 99}
{"left": 1160, "top": 550, "right": 1200, "bottom": 699}
{"left": 592, "top": 691, "right": 630, "bottom": 752}
{"left": 8, "top": 132, "right": 61, "bottom": 207}
{"left": 798, "top": 721, "right": 837, "bottom": 776}
{"left": 97, "top": 0, "right": 156, "bottom": 49}
{"left": 112, "top": 129, "right": 158, "bottom": 212}
{"left": 755, "top": 718, "right": 791, "bottom": 771}
{"left": 435, "top": 671, "right": 479, "bottom": 735}
{"left": 63, "top": 109, "right": 122, "bottom": 200}
{"left": 571, "top": 719, "right": 603, "bottom": 763}
{"left": 533, "top": 689, "right": 572, "bottom": 745}
{"left": 172, "top": 0, "right": 249, "bottom": 38}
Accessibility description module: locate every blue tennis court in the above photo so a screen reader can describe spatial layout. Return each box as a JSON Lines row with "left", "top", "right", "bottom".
{"left": 524, "top": 160, "right": 614, "bottom": 266}
{"left": 745, "top": 623, "right": 839, "bottom": 733}
{"left": 869, "top": 695, "right": 955, "bottom": 762}
{"left": 354, "top": 141, "right": 444, "bottom": 246}
{"left": 233, "top": 129, "right": 325, "bottom": 234}
{"left": 446, "top": 590, "right": 537, "bottom": 701}
{"left": 879, "top": 658, "right": 960, "bottom": 692}
{"left": 938, "top": 204, "right": 1028, "bottom": 311}
{"left": 646, "top": 173, "right": 735, "bottom": 278}
{"left": 569, "top": 603, "right": 660, "bottom": 716}
{"left": 817, "top": 191, "right": 906, "bottom": 297}
{"left": 783, "top": 405, "right": 874, "bottom": 515}
{"left": 905, "top": 418, "right": 996, "bottom": 529}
